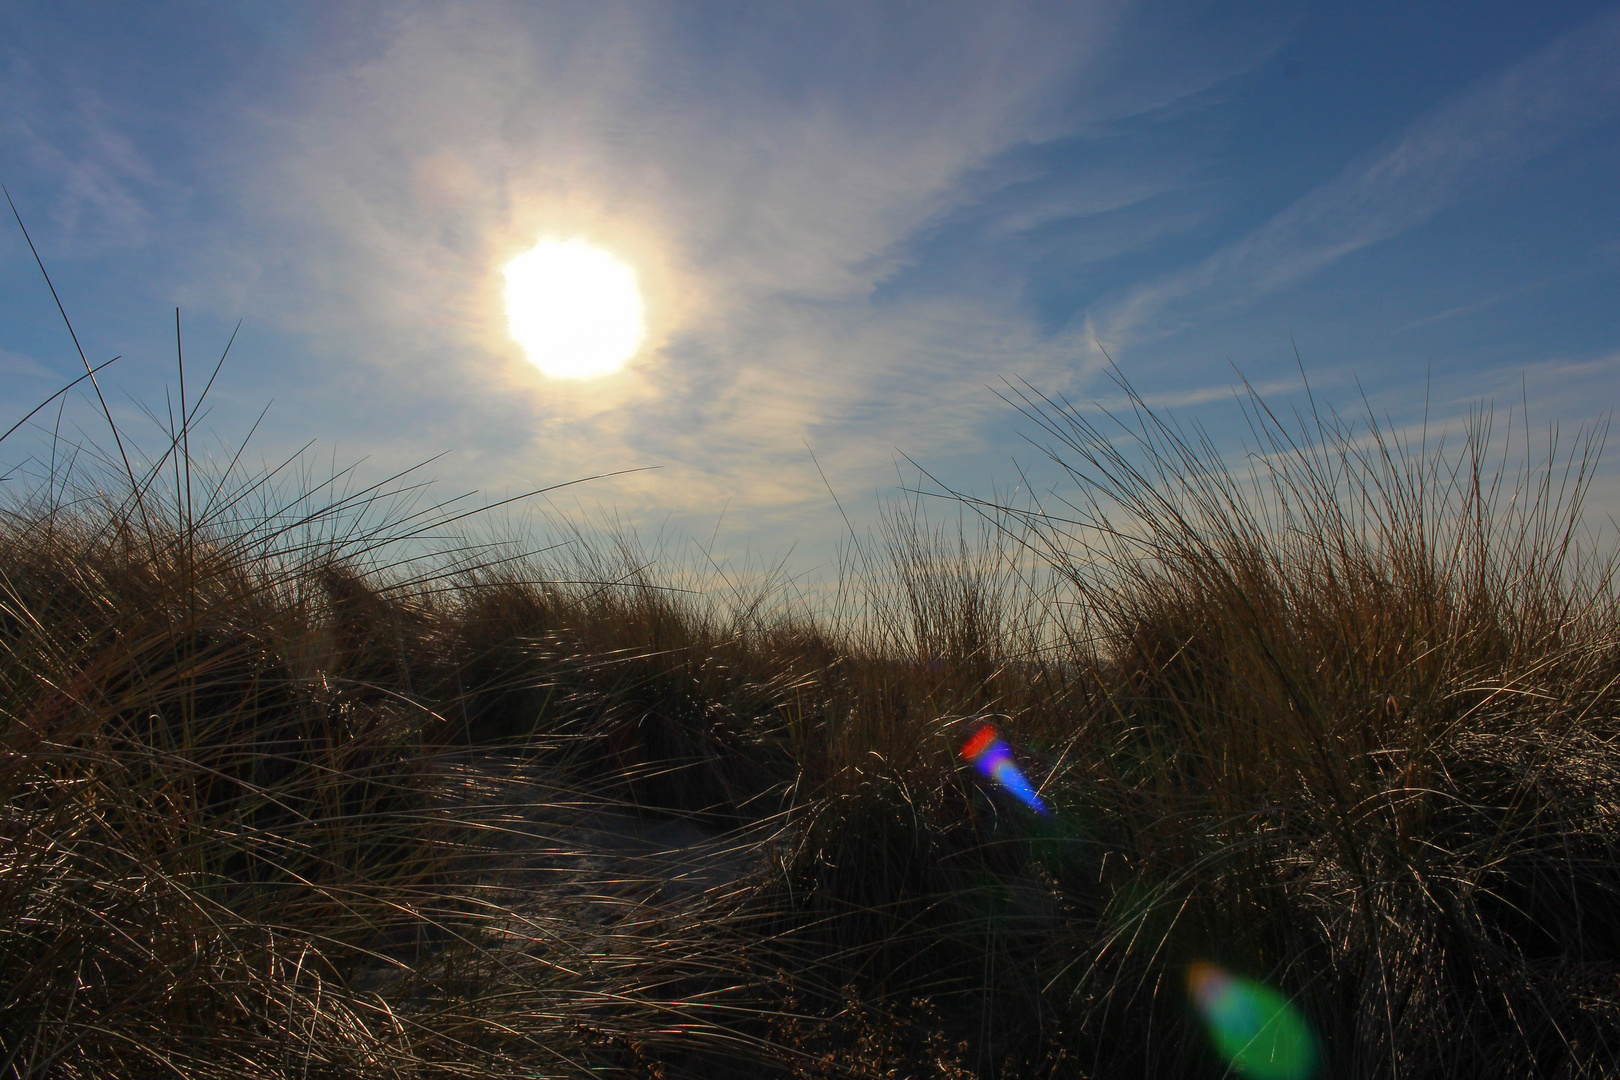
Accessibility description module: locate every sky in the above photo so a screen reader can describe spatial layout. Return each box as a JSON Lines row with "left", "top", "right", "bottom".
{"left": 3, "top": 1, "right": 1619, "bottom": 577}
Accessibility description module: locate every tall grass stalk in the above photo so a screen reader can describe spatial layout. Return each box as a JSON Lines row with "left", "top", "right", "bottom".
{"left": 2, "top": 329, "right": 1618, "bottom": 1078}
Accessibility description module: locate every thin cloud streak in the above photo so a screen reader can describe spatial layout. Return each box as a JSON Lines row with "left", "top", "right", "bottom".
{"left": 199, "top": 0, "right": 1279, "bottom": 550}
{"left": 1093, "top": 6, "right": 1620, "bottom": 353}
{"left": 12, "top": 3, "right": 1612, "bottom": 573}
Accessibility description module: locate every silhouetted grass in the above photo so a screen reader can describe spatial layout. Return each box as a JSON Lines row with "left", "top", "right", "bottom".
{"left": 3, "top": 339, "right": 1618, "bottom": 1078}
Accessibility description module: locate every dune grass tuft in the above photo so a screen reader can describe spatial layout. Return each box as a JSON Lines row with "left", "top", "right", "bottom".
{"left": 2, "top": 346, "right": 1618, "bottom": 1077}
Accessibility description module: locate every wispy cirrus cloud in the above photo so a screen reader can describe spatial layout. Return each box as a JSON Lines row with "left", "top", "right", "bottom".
{"left": 193, "top": 0, "right": 1287, "bottom": 549}
{"left": 1091, "top": 6, "right": 1620, "bottom": 355}
{"left": 25, "top": 3, "right": 1613, "bottom": 571}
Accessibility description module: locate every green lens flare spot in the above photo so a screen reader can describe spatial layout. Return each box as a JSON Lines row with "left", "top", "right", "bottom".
{"left": 1187, "top": 962, "right": 1318, "bottom": 1080}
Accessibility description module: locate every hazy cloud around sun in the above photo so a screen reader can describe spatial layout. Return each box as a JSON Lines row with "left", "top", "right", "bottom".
{"left": 12, "top": 2, "right": 1612, "bottom": 571}
{"left": 178, "top": 1, "right": 1292, "bottom": 546}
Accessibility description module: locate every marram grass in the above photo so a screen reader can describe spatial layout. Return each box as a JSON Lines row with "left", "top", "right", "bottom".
{"left": 2, "top": 360, "right": 1619, "bottom": 1079}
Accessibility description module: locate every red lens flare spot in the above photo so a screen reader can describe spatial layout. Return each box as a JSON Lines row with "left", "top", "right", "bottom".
{"left": 960, "top": 724, "right": 999, "bottom": 761}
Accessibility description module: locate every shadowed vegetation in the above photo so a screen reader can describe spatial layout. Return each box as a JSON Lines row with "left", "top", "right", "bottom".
{"left": 2, "top": 354, "right": 1618, "bottom": 1079}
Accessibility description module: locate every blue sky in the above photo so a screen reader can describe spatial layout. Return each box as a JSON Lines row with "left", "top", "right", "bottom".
{"left": 3, "top": 1, "right": 1618, "bottom": 572}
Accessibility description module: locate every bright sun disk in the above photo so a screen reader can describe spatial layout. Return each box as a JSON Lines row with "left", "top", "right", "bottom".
{"left": 504, "top": 239, "right": 645, "bottom": 379}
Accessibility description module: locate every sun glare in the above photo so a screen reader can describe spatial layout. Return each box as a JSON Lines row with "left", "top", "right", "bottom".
{"left": 503, "top": 239, "right": 646, "bottom": 379}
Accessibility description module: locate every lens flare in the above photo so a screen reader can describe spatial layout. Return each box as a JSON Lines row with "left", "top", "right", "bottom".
{"left": 1186, "top": 962, "right": 1317, "bottom": 1080}
{"left": 959, "top": 724, "right": 1048, "bottom": 814}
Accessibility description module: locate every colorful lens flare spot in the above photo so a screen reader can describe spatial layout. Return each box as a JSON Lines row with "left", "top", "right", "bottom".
{"left": 959, "top": 725, "right": 1048, "bottom": 815}
{"left": 1186, "top": 962, "right": 1318, "bottom": 1080}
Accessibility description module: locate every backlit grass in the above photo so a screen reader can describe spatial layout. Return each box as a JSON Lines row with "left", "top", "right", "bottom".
{"left": 2, "top": 350, "right": 1617, "bottom": 1078}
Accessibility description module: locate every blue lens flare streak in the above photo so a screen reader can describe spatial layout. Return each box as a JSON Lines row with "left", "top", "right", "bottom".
{"left": 960, "top": 725, "right": 1048, "bottom": 815}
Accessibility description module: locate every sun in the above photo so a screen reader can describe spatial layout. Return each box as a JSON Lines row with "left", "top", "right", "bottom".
{"left": 503, "top": 239, "right": 646, "bottom": 379}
